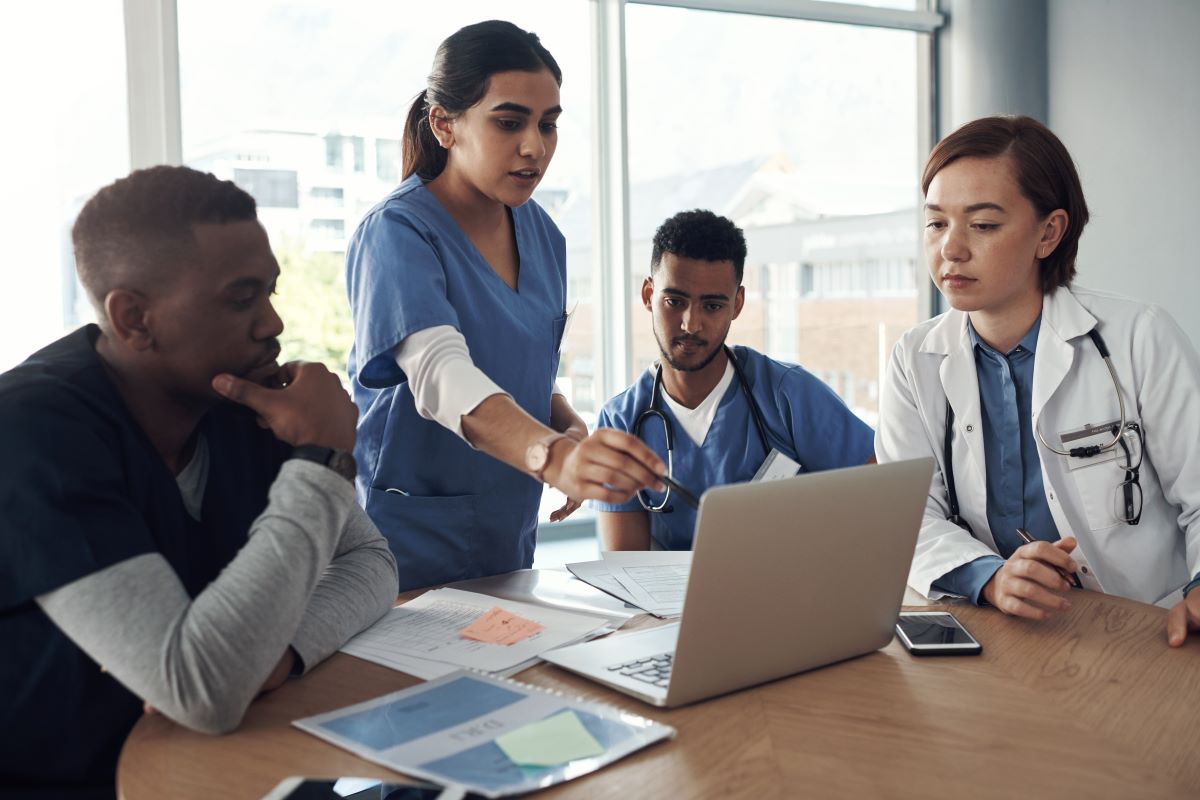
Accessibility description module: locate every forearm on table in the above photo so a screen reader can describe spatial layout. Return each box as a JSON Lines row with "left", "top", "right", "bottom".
{"left": 932, "top": 555, "right": 1006, "bottom": 605}
{"left": 36, "top": 461, "right": 356, "bottom": 734}
{"left": 290, "top": 504, "right": 398, "bottom": 671}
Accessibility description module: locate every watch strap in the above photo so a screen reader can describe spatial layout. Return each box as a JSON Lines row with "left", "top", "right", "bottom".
{"left": 290, "top": 444, "right": 356, "bottom": 483}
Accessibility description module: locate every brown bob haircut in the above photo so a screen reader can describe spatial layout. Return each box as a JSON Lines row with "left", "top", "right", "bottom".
{"left": 922, "top": 115, "right": 1090, "bottom": 293}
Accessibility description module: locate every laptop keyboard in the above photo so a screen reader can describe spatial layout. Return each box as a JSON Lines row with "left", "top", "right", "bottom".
{"left": 607, "top": 652, "right": 673, "bottom": 688}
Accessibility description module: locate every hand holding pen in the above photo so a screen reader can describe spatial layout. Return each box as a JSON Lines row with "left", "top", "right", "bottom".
{"left": 980, "top": 530, "right": 1080, "bottom": 621}
{"left": 1015, "top": 528, "right": 1083, "bottom": 588}
{"left": 660, "top": 474, "right": 700, "bottom": 509}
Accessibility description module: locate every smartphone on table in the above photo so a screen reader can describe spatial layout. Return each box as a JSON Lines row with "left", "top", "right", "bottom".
{"left": 895, "top": 612, "right": 982, "bottom": 656}
{"left": 261, "top": 776, "right": 460, "bottom": 800}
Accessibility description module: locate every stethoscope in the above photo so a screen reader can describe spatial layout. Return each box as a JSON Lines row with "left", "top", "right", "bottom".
{"left": 943, "top": 328, "right": 1128, "bottom": 529}
{"left": 633, "top": 345, "right": 770, "bottom": 513}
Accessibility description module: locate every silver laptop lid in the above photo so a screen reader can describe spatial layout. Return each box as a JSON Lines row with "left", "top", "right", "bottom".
{"left": 666, "top": 458, "right": 934, "bottom": 706}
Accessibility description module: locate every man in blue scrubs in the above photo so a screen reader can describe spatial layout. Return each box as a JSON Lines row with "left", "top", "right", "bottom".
{"left": 593, "top": 210, "right": 875, "bottom": 550}
{"left": 0, "top": 166, "right": 397, "bottom": 798}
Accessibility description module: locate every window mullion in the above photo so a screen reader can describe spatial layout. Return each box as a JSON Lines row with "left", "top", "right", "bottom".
{"left": 124, "top": 0, "right": 182, "bottom": 168}
{"left": 591, "top": 0, "right": 633, "bottom": 404}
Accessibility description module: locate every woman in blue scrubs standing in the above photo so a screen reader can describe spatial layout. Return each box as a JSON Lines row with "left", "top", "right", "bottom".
{"left": 347, "top": 20, "right": 664, "bottom": 591}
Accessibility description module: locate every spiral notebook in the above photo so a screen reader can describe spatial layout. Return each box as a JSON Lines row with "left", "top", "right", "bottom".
{"left": 293, "top": 670, "right": 674, "bottom": 798}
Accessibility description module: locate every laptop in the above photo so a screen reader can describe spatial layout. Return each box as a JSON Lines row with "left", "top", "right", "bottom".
{"left": 543, "top": 457, "right": 935, "bottom": 707}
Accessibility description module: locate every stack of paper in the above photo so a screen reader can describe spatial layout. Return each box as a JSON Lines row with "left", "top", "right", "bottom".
{"left": 295, "top": 670, "right": 675, "bottom": 798}
{"left": 567, "top": 551, "right": 693, "bottom": 617}
{"left": 340, "top": 587, "right": 610, "bottom": 679}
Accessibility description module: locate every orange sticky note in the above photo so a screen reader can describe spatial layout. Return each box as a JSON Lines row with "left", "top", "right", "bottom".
{"left": 460, "top": 607, "right": 545, "bottom": 646}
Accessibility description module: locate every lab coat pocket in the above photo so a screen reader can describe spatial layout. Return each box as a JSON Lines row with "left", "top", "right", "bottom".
{"left": 366, "top": 487, "right": 478, "bottom": 591}
{"left": 1059, "top": 421, "right": 1135, "bottom": 532}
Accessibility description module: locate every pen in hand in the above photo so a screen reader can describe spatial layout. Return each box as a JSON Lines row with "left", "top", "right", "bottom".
{"left": 660, "top": 474, "right": 700, "bottom": 509}
{"left": 1014, "top": 527, "right": 1082, "bottom": 588}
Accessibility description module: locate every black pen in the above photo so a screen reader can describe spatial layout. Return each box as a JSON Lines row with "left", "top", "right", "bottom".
{"left": 660, "top": 474, "right": 700, "bottom": 509}
{"left": 1014, "top": 527, "right": 1082, "bottom": 588}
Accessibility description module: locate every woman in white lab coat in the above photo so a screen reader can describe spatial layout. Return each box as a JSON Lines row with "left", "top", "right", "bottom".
{"left": 876, "top": 115, "right": 1200, "bottom": 646}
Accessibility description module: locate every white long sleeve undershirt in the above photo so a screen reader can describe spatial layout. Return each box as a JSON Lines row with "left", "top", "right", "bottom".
{"left": 394, "top": 325, "right": 564, "bottom": 441}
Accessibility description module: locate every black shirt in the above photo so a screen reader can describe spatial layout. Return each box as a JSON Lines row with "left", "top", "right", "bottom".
{"left": 0, "top": 326, "right": 290, "bottom": 798}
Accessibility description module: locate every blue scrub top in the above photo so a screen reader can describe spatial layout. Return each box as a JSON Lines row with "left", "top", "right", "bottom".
{"left": 592, "top": 346, "right": 875, "bottom": 549}
{"left": 346, "top": 175, "right": 567, "bottom": 591}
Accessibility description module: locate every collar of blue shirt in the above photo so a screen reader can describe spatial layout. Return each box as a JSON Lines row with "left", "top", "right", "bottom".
{"left": 967, "top": 314, "right": 1042, "bottom": 359}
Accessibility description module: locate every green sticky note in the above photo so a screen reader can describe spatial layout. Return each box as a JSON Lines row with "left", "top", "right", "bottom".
{"left": 494, "top": 710, "right": 606, "bottom": 767}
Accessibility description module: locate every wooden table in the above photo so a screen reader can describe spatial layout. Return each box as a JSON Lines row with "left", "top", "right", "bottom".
{"left": 118, "top": 587, "right": 1200, "bottom": 799}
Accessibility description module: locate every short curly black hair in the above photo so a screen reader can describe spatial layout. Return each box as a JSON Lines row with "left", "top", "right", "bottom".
{"left": 72, "top": 165, "right": 257, "bottom": 318}
{"left": 650, "top": 209, "right": 748, "bottom": 284}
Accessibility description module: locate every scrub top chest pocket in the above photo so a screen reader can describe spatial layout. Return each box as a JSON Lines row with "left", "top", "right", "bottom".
{"left": 1058, "top": 419, "right": 1144, "bottom": 531}
{"left": 552, "top": 311, "right": 569, "bottom": 355}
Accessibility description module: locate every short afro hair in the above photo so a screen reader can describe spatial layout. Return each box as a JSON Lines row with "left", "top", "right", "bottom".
{"left": 650, "top": 209, "right": 748, "bottom": 284}
{"left": 72, "top": 165, "right": 257, "bottom": 317}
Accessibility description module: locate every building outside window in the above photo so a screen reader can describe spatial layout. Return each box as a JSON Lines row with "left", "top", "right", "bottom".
{"left": 624, "top": 3, "right": 922, "bottom": 427}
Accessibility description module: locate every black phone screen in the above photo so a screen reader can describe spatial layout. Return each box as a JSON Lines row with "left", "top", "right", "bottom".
{"left": 896, "top": 613, "right": 978, "bottom": 646}
{"left": 274, "top": 779, "right": 446, "bottom": 800}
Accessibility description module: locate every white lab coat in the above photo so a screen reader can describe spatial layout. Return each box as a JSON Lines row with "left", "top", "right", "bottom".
{"left": 876, "top": 285, "right": 1200, "bottom": 607}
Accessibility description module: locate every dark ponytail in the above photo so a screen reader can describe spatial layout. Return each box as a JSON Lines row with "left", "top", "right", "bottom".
{"left": 402, "top": 89, "right": 446, "bottom": 182}
{"left": 402, "top": 20, "right": 562, "bottom": 181}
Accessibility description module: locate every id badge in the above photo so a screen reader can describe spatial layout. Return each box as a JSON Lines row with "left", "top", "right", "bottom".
{"left": 752, "top": 448, "right": 802, "bottom": 482}
{"left": 1057, "top": 419, "right": 1124, "bottom": 470}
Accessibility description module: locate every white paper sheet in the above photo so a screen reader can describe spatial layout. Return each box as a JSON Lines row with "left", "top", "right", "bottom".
{"left": 565, "top": 561, "right": 641, "bottom": 607}
{"left": 567, "top": 553, "right": 693, "bottom": 618}
{"left": 339, "top": 588, "right": 608, "bottom": 675}
{"left": 604, "top": 555, "right": 691, "bottom": 617}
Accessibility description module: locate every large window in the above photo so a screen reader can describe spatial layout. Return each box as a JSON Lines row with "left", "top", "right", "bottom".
{"left": 0, "top": 1, "right": 129, "bottom": 371}
{"left": 5, "top": 1, "right": 937, "bottom": 557}
{"left": 177, "top": 0, "right": 591, "bottom": 377}
{"left": 177, "top": 0, "right": 595, "bottom": 528}
{"left": 625, "top": 4, "right": 923, "bottom": 426}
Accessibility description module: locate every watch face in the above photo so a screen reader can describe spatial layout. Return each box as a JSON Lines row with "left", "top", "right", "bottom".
{"left": 526, "top": 443, "right": 549, "bottom": 473}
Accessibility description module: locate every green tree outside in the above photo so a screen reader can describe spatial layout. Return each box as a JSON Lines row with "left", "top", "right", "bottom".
{"left": 274, "top": 246, "right": 354, "bottom": 378}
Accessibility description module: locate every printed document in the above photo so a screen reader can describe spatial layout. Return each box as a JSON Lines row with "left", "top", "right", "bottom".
{"left": 568, "top": 552, "right": 693, "bottom": 617}
{"left": 295, "top": 671, "right": 674, "bottom": 798}
{"left": 340, "top": 588, "right": 608, "bottom": 677}
{"left": 603, "top": 551, "right": 692, "bottom": 617}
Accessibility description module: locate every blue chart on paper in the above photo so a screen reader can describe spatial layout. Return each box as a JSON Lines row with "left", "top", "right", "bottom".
{"left": 318, "top": 676, "right": 526, "bottom": 751}
{"left": 419, "top": 709, "right": 632, "bottom": 793}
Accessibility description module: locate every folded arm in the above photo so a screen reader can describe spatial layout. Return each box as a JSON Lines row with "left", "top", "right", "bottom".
{"left": 37, "top": 461, "right": 365, "bottom": 734}
{"left": 289, "top": 501, "right": 398, "bottom": 671}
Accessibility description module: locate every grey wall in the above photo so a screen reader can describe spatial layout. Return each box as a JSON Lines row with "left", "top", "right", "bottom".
{"left": 938, "top": 0, "right": 1048, "bottom": 130}
{"left": 1048, "top": 0, "right": 1200, "bottom": 344}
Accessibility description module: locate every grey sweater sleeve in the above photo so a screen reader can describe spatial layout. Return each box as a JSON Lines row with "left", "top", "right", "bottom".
{"left": 289, "top": 501, "right": 398, "bottom": 673}
{"left": 35, "top": 460, "right": 388, "bottom": 734}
